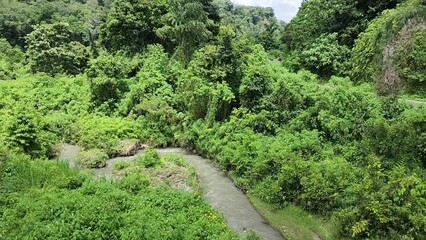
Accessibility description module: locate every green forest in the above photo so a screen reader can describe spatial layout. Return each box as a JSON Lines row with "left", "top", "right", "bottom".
{"left": 0, "top": 0, "right": 425, "bottom": 239}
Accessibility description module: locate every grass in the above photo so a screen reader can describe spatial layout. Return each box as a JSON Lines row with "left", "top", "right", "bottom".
{"left": 247, "top": 193, "right": 340, "bottom": 240}
{"left": 400, "top": 93, "right": 426, "bottom": 102}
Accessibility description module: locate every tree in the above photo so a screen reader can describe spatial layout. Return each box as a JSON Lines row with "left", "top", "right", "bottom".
{"left": 99, "top": 0, "right": 167, "bottom": 54}
{"left": 281, "top": 0, "right": 403, "bottom": 51}
{"left": 157, "top": 0, "right": 213, "bottom": 65}
{"left": 239, "top": 65, "right": 272, "bottom": 111}
{"left": 87, "top": 51, "right": 141, "bottom": 113}
{"left": 0, "top": 0, "right": 97, "bottom": 48}
{"left": 26, "top": 22, "right": 89, "bottom": 75}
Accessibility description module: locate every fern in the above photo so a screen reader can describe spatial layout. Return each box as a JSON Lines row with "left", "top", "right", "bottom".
{"left": 351, "top": 220, "right": 370, "bottom": 238}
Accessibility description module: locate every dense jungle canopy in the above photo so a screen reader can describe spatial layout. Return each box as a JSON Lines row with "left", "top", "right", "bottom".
{"left": 0, "top": 0, "right": 425, "bottom": 239}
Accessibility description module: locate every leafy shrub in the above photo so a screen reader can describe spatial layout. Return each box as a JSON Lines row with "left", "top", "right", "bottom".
{"left": 0, "top": 107, "right": 57, "bottom": 158}
{"left": 117, "top": 44, "right": 173, "bottom": 116}
{"left": 0, "top": 154, "right": 83, "bottom": 192}
{"left": 299, "top": 33, "right": 351, "bottom": 78}
{"left": 87, "top": 52, "right": 141, "bottom": 113}
{"left": 118, "top": 172, "right": 149, "bottom": 194}
{"left": 72, "top": 116, "right": 143, "bottom": 157}
{"left": 113, "top": 160, "right": 131, "bottom": 172}
{"left": 239, "top": 65, "right": 272, "bottom": 111}
{"left": 135, "top": 149, "right": 161, "bottom": 168}
{"left": 361, "top": 118, "right": 420, "bottom": 167}
{"left": 77, "top": 149, "right": 108, "bottom": 168}
{"left": 0, "top": 38, "right": 25, "bottom": 80}
{"left": 299, "top": 158, "right": 359, "bottom": 214}
{"left": 403, "top": 106, "right": 426, "bottom": 166}
{"left": 290, "top": 77, "right": 382, "bottom": 142}
{"left": 0, "top": 156, "right": 238, "bottom": 240}
{"left": 98, "top": 0, "right": 166, "bottom": 53}
{"left": 336, "top": 160, "right": 426, "bottom": 239}
{"left": 160, "top": 154, "right": 188, "bottom": 167}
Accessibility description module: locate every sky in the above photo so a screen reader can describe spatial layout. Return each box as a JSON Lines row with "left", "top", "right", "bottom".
{"left": 231, "top": 0, "right": 302, "bottom": 22}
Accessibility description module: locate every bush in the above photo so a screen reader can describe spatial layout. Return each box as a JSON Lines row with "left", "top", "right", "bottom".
{"left": 336, "top": 162, "right": 426, "bottom": 239}
{"left": 299, "top": 158, "right": 359, "bottom": 214}
{"left": 160, "top": 154, "right": 188, "bottom": 167}
{"left": 0, "top": 38, "right": 25, "bottom": 80}
{"left": 113, "top": 160, "right": 131, "bottom": 172}
{"left": 118, "top": 172, "right": 149, "bottom": 194}
{"left": 0, "top": 106, "right": 58, "bottom": 158}
{"left": 77, "top": 149, "right": 108, "bottom": 168}
{"left": 72, "top": 116, "right": 143, "bottom": 157}
{"left": 135, "top": 149, "right": 161, "bottom": 168}
{"left": 299, "top": 33, "right": 351, "bottom": 78}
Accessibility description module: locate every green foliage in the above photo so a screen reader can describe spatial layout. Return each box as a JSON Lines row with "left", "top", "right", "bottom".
{"left": 0, "top": 0, "right": 99, "bottom": 48}
{"left": 113, "top": 160, "right": 131, "bottom": 171}
{"left": 282, "top": 0, "right": 401, "bottom": 51}
{"left": 299, "top": 33, "right": 351, "bottom": 78}
{"left": 337, "top": 161, "right": 426, "bottom": 239}
{"left": 117, "top": 45, "right": 174, "bottom": 116}
{"left": 176, "top": 66, "right": 425, "bottom": 238}
{"left": 1, "top": 1, "right": 426, "bottom": 239}
{"left": 99, "top": 0, "right": 167, "bottom": 54}
{"left": 77, "top": 148, "right": 108, "bottom": 168}
{"left": 402, "top": 106, "right": 426, "bottom": 166}
{"left": 181, "top": 109, "right": 426, "bottom": 238}
{"left": 26, "top": 22, "right": 89, "bottom": 75}
{"left": 282, "top": 0, "right": 345, "bottom": 50}
{"left": 0, "top": 74, "right": 91, "bottom": 154}
{"left": 87, "top": 52, "right": 141, "bottom": 113}
{"left": 111, "top": 45, "right": 178, "bottom": 146}
{"left": 0, "top": 156, "right": 238, "bottom": 240}
{"left": 350, "top": 0, "right": 426, "bottom": 85}
{"left": 361, "top": 117, "right": 420, "bottom": 167}
{"left": 118, "top": 172, "right": 150, "bottom": 194}
{"left": 394, "top": 27, "right": 426, "bottom": 91}
{"left": 135, "top": 149, "right": 161, "bottom": 168}
{"left": 289, "top": 77, "right": 382, "bottom": 142}
{"left": 0, "top": 38, "right": 25, "bottom": 80}
{"left": 175, "top": 28, "right": 256, "bottom": 120}
{"left": 0, "top": 106, "right": 57, "bottom": 158}
{"left": 71, "top": 116, "right": 143, "bottom": 157}
{"left": 299, "top": 158, "right": 359, "bottom": 214}
{"left": 216, "top": 1, "right": 283, "bottom": 50}
{"left": 239, "top": 65, "right": 272, "bottom": 111}
{"left": 157, "top": 0, "right": 213, "bottom": 64}
{"left": 160, "top": 154, "right": 188, "bottom": 167}
{"left": 177, "top": 62, "right": 234, "bottom": 121}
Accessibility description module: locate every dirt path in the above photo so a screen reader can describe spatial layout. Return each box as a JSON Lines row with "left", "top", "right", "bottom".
{"left": 59, "top": 145, "right": 284, "bottom": 240}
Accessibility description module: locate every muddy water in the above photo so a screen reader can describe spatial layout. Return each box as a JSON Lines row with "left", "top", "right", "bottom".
{"left": 158, "top": 148, "right": 285, "bottom": 240}
{"left": 59, "top": 145, "right": 284, "bottom": 240}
